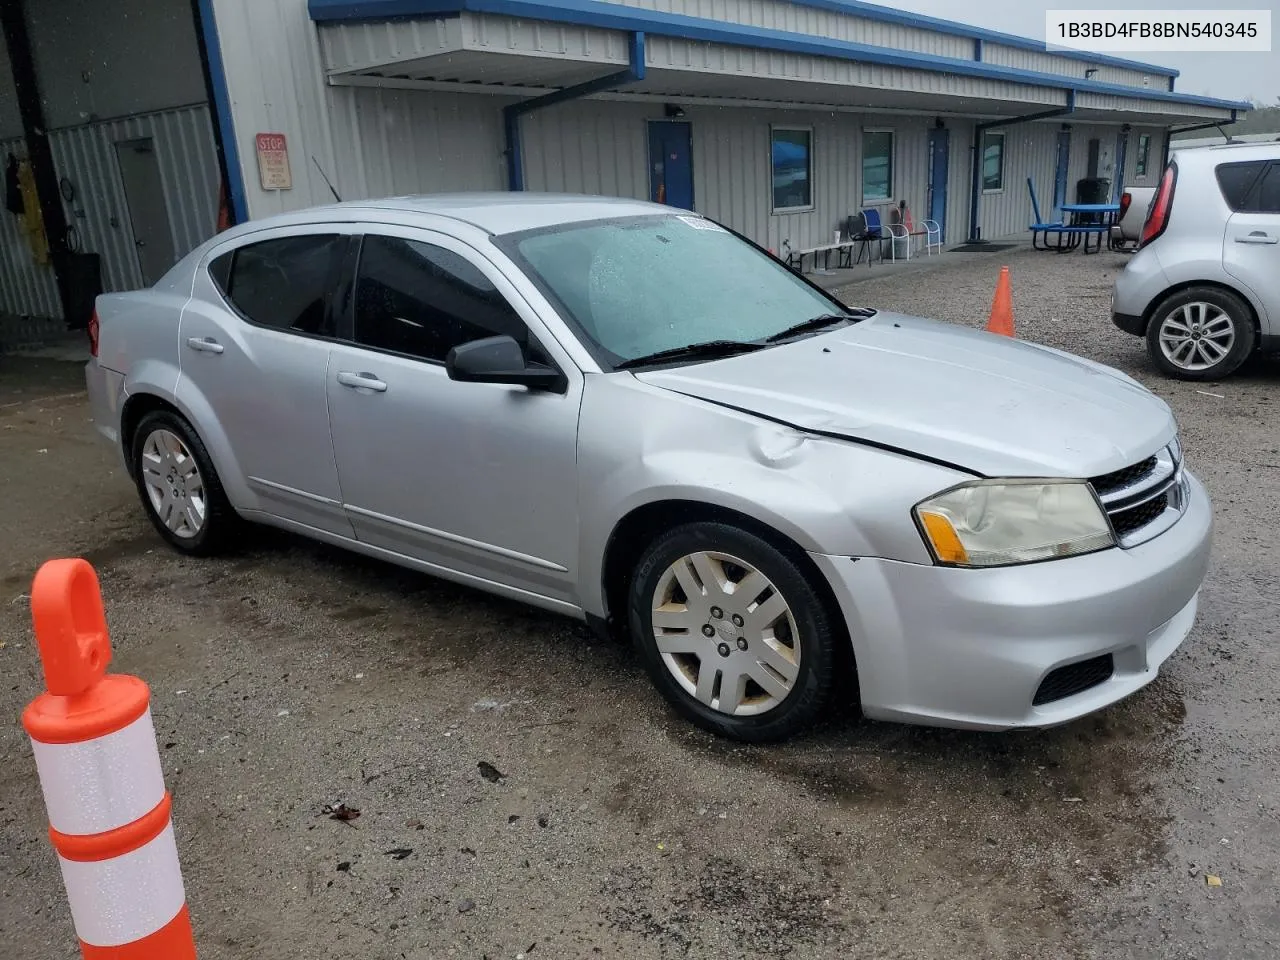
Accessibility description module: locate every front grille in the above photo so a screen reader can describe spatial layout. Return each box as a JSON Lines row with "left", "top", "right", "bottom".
{"left": 1033, "top": 654, "right": 1115, "bottom": 706}
{"left": 1109, "top": 493, "right": 1170, "bottom": 538}
{"left": 1088, "top": 445, "right": 1182, "bottom": 545}
{"left": 1090, "top": 456, "right": 1158, "bottom": 497}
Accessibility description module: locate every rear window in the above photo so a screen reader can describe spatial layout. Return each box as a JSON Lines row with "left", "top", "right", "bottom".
{"left": 210, "top": 235, "right": 347, "bottom": 337}
{"left": 1215, "top": 161, "right": 1267, "bottom": 211}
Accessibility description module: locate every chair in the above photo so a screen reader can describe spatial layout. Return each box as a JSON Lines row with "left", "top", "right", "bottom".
{"left": 846, "top": 212, "right": 879, "bottom": 267}
{"left": 884, "top": 206, "right": 910, "bottom": 262}
{"left": 1027, "top": 178, "right": 1067, "bottom": 250}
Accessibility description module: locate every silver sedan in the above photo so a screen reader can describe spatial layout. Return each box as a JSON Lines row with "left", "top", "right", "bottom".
{"left": 86, "top": 194, "right": 1213, "bottom": 741}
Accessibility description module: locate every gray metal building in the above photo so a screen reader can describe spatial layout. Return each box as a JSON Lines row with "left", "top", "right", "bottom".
{"left": 0, "top": 0, "right": 1250, "bottom": 326}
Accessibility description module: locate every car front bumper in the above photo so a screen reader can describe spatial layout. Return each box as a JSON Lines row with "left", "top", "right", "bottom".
{"left": 811, "top": 471, "right": 1213, "bottom": 730}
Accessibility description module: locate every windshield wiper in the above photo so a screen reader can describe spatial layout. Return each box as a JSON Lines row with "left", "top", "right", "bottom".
{"left": 764, "top": 309, "right": 875, "bottom": 344}
{"left": 616, "top": 340, "right": 767, "bottom": 370}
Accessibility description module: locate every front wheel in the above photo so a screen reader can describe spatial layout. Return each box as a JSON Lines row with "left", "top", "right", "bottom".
{"left": 627, "top": 522, "right": 839, "bottom": 742}
{"left": 1146, "top": 287, "right": 1255, "bottom": 381}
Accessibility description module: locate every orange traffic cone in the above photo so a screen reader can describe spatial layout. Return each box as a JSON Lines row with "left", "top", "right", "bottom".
{"left": 23, "top": 559, "right": 198, "bottom": 960}
{"left": 986, "top": 266, "right": 1015, "bottom": 338}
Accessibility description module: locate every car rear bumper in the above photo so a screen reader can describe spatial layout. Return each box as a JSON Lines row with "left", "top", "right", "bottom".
{"left": 85, "top": 358, "right": 128, "bottom": 468}
{"left": 811, "top": 472, "right": 1213, "bottom": 730}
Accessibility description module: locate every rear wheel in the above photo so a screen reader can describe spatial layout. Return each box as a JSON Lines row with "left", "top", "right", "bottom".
{"left": 131, "top": 410, "right": 237, "bottom": 555}
{"left": 627, "top": 522, "right": 838, "bottom": 742}
{"left": 1146, "top": 287, "right": 1254, "bottom": 381}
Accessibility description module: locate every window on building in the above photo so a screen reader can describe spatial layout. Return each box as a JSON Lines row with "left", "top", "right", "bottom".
{"left": 862, "top": 130, "right": 894, "bottom": 202}
{"left": 353, "top": 235, "right": 528, "bottom": 363}
{"left": 771, "top": 127, "right": 813, "bottom": 211}
{"left": 1215, "top": 161, "right": 1267, "bottom": 211}
{"left": 1135, "top": 134, "right": 1152, "bottom": 177}
{"left": 981, "top": 132, "right": 1005, "bottom": 192}
{"left": 214, "top": 234, "right": 346, "bottom": 337}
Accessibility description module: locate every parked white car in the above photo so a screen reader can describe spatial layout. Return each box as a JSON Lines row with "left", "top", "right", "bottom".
{"left": 87, "top": 194, "right": 1212, "bottom": 741}
{"left": 1110, "top": 186, "right": 1156, "bottom": 251}
{"left": 1113, "top": 142, "right": 1280, "bottom": 379}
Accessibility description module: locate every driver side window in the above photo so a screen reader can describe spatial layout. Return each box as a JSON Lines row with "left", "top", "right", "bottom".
{"left": 353, "top": 234, "right": 531, "bottom": 363}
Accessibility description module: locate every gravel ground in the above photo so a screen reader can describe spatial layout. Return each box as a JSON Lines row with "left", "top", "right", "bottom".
{"left": 1, "top": 245, "right": 1277, "bottom": 959}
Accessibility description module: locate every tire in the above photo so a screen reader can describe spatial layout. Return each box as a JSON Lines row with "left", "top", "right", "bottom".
{"left": 627, "top": 522, "right": 839, "bottom": 742}
{"left": 1145, "top": 287, "right": 1255, "bottom": 381}
{"left": 130, "top": 409, "right": 238, "bottom": 555}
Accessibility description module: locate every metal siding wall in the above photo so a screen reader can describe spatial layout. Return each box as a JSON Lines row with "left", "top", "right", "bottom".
{"left": 327, "top": 86, "right": 509, "bottom": 200}
{"left": 974, "top": 122, "right": 1059, "bottom": 241}
{"left": 982, "top": 43, "right": 1158, "bottom": 89}
{"left": 521, "top": 100, "right": 934, "bottom": 252}
{"left": 320, "top": 17, "right": 460, "bottom": 75}
{"left": 24, "top": 0, "right": 209, "bottom": 130}
{"left": 48, "top": 104, "right": 220, "bottom": 293}
{"left": 210, "top": 0, "right": 341, "bottom": 219}
{"left": 600, "top": 0, "right": 972, "bottom": 57}
{"left": 643, "top": 35, "right": 1061, "bottom": 105}
{"left": 522, "top": 100, "right": 651, "bottom": 200}
{"left": 0, "top": 104, "right": 217, "bottom": 318}
{"left": 0, "top": 138, "right": 63, "bottom": 317}
{"left": 946, "top": 121, "right": 975, "bottom": 245}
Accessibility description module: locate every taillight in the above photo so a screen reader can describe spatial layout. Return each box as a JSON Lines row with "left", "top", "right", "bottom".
{"left": 1140, "top": 164, "right": 1177, "bottom": 248}
{"left": 1118, "top": 191, "right": 1132, "bottom": 220}
{"left": 88, "top": 309, "right": 100, "bottom": 358}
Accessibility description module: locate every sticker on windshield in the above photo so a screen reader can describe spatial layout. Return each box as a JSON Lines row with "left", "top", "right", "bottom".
{"left": 677, "top": 215, "right": 725, "bottom": 232}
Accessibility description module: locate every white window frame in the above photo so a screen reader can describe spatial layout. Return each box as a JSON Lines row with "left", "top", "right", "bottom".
{"left": 981, "top": 131, "right": 1006, "bottom": 195}
{"left": 1136, "top": 133, "right": 1152, "bottom": 177}
{"left": 770, "top": 125, "right": 815, "bottom": 214}
{"left": 861, "top": 127, "right": 895, "bottom": 204}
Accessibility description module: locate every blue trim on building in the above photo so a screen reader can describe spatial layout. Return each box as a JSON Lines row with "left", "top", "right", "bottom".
{"left": 307, "top": 0, "right": 1246, "bottom": 112}
{"left": 195, "top": 0, "right": 248, "bottom": 224}
{"left": 307, "top": 0, "right": 1182, "bottom": 79}
{"left": 762, "top": 0, "right": 1179, "bottom": 77}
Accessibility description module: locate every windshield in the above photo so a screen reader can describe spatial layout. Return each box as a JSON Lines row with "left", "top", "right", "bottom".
{"left": 504, "top": 215, "right": 850, "bottom": 366}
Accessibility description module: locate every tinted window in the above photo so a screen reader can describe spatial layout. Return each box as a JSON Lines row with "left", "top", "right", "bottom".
{"left": 354, "top": 235, "right": 527, "bottom": 362}
{"left": 208, "top": 250, "right": 232, "bottom": 295}
{"left": 1216, "top": 161, "right": 1266, "bottom": 211}
{"left": 1257, "top": 164, "right": 1280, "bottom": 214}
{"left": 220, "top": 235, "right": 346, "bottom": 336}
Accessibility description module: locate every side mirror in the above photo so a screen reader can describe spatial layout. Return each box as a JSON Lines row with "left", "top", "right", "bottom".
{"left": 445, "top": 335, "right": 566, "bottom": 392}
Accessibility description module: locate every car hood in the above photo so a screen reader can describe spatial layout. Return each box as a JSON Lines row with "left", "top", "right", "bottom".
{"left": 634, "top": 312, "right": 1176, "bottom": 477}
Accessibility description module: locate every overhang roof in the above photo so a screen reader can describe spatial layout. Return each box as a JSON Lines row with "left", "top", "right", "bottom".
{"left": 309, "top": 0, "right": 1249, "bottom": 123}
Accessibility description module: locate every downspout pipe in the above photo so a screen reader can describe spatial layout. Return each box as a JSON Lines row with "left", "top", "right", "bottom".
{"left": 967, "top": 90, "right": 1076, "bottom": 243}
{"left": 505, "top": 31, "right": 646, "bottom": 191}
{"left": 1162, "top": 109, "right": 1238, "bottom": 169}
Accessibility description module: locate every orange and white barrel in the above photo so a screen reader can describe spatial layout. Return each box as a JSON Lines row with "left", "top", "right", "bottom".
{"left": 22, "top": 558, "right": 197, "bottom": 959}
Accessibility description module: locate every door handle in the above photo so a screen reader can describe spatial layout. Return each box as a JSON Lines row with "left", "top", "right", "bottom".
{"left": 336, "top": 371, "right": 388, "bottom": 393}
{"left": 1236, "top": 232, "right": 1278, "bottom": 244}
{"left": 186, "top": 337, "right": 224, "bottom": 354}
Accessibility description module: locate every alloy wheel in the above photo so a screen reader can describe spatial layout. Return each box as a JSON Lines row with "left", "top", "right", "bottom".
{"left": 650, "top": 550, "right": 800, "bottom": 716}
{"left": 1157, "top": 302, "right": 1235, "bottom": 372}
{"left": 140, "top": 428, "right": 207, "bottom": 539}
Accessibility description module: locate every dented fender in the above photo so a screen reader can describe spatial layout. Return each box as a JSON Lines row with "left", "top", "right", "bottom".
{"left": 575, "top": 373, "right": 971, "bottom": 616}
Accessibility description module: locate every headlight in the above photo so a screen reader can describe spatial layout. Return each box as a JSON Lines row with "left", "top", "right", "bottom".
{"left": 914, "top": 480, "right": 1114, "bottom": 567}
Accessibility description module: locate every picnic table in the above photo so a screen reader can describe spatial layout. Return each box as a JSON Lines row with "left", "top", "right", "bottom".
{"left": 1058, "top": 202, "right": 1122, "bottom": 254}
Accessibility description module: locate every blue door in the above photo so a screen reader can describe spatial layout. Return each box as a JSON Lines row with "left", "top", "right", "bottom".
{"left": 1113, "top": 131, "right": 1129, "bottom": 202}
{"left": 648, "top": 121, "right": 694, "bottom": 210}
{"left": 927, "top": 127, "right": 949, "bottom": 241}
{"left": 1053, "top": 130, "right": 1071, "bottom": 210}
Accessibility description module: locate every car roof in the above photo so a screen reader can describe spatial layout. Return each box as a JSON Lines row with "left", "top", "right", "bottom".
{"left": 1171, "top": 142, "right": 1280, "bottom": 164}
{"left": 221, "top": 193, "right": 674, "bottom": 241}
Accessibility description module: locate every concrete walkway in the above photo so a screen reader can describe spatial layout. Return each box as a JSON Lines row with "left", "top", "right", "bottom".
{"left": 802, "top": 237, "right": 1042, "bottom": 292}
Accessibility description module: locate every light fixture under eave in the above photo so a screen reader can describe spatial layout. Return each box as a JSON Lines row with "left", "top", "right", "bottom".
{"left": 664, "top": 103, "right": 686, "bottom": 118}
